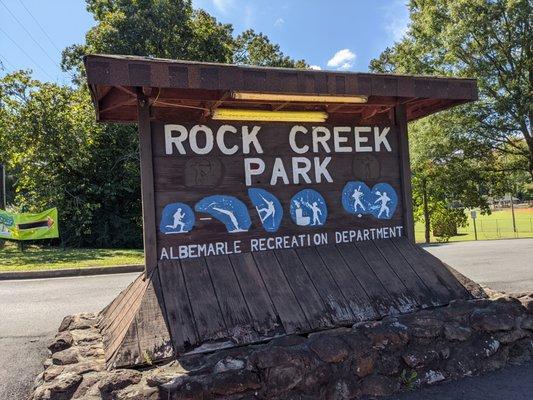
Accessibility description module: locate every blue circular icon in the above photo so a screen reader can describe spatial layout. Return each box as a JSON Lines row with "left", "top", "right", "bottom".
{"left": 160, "top": 203, "right": 195, "bottom": 234}
{"left": 290, "top": 189, "right": 328, "bottom": 227}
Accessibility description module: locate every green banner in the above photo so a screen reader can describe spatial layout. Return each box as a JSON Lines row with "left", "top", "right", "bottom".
{"left": 0, "top": 208, "right": 59, "bottom": 241}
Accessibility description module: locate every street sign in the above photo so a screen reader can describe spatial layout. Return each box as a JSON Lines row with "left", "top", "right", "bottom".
{"left": 470, "top": 210, "right": 477, "bottom": 219}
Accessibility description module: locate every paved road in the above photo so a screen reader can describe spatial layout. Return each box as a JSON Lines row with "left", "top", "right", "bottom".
{"left": 0, "top": 239, "right": 531, "bottom": 399}
{"left": 424, "top": 238, "right": 533, "bottom": 293}
{"left": 0, "top": 272, "right": 137, "bottom": 399}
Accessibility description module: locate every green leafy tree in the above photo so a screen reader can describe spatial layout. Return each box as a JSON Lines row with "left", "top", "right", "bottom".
{"left": 1, "top": 0, "right": 307, "bottom": 248}
{"left": 409, "top": 113, "right": 497, "bottom": 242}
{"left": 233, "top": 29, "right": 307, "bottom": 68}
{"left": 371, "top": 0, "right": 532, "bottom": 179}
{"left": 0, "top": 71, "right": 142, "bottom": 247}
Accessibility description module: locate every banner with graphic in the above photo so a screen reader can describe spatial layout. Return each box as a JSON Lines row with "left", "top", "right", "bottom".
{"left": 0, "top": 208, "right": 59, "bottom": 241}
{"left": 152, "top": 122, "right": 404, "bottom": 260}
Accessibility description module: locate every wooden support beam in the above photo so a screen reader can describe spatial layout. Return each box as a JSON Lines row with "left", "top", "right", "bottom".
{"left": 137, "top": 92, "right": 158, "bottom": 278}
{"left": 395, "top": 103, "right": 415, "bottom": 243}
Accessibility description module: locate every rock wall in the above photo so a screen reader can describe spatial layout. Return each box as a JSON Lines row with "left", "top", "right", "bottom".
{"left": 31, "top": 293, "right": 533, "bottom": 400}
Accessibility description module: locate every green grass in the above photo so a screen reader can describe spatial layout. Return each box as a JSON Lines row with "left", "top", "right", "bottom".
{"left": 0, "top": 242, "right": 144, "bottom": 272}
{"left": 415, "top": 208, "right": 533, "bottom": 243}
{"left": 1, "top": 208, "right": 531, "bottom": 271}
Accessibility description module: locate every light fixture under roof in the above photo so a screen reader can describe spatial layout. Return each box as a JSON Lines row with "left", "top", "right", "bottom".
{"left": 231, "top": 92, "right": 368, "bottom": 104}
{"left": 211, "top": 108, "right": 328, "bottom": 122}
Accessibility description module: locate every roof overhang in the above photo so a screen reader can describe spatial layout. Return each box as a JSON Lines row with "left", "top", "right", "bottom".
{"left": 84, "top": 54, "right": 478, "bottom": 124}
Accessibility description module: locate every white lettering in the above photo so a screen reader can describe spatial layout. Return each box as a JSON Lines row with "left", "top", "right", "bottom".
{"left": 289, "top": 125, "right": 309, "bottom": 154}
{"left": 244, "top": 158, "right": 265, "bottom": 186}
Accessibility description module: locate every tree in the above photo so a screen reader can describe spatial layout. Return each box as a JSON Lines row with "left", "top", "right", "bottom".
{"left": 1, "top": 0, "right": 307, "bottom": 248}
{"left": 0, "top": 71, "right": 142, "bottom": 247}
{"left": 371, "top": 0, "right": 532, "bottom": 179}
{"left": 233, "top": 30, "right": 307, "bottom": 68}
{"left": 409, "top": 112, "right": 497, "bottom": 242}
{"left": 62, "top": 0, "right": 306, "bottom": 80}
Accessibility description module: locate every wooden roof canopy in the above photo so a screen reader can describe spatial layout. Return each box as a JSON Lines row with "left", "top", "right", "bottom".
{"left": 84, "top": 54, "right": 478, "bottom": 124}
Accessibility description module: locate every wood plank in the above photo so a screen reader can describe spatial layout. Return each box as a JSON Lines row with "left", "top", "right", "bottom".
{"left": 158, "top": 260, "right": 198, "bottom": 351}
{"left": 413, "top": 243, "right": 472, "bottom": 300}
{"left": 375, "top": 239, "right": 438, "bottom": 307}
{"left": 391, "top": 237, "right": 454, "bottom": 304}
{"left": 204, "top": 255, "right": 259, "bottom": 344}
{"left": 274, "top": 249, "right": 333, "bottom": 329}
{"left": 316, "top": 245, "right": 378, "bottom": 321}
{"left": 395, "top": 103, "right": 415, "bottom": 243}
{"left": 134, "top": 271, "right": 174, "bottom": 362}
{"left": 252, "top": 250, "right": 310, "bottom": 333}
{"left": 229, "top": 253, "right": 281, "bottom": 335}
{"left": 180, "top": 257, "right": 228, "bottom": 341}
{"left": 295, "top": 247, "right": 355, "bottom": 324}
{"left": 355, "top": 240, "right": 418, "bottom": 313}
{"left": 137, "top": 94, "right": 158, "bottom": 276}
{"left": 336, "top": 243, "right": 399, "bottom": 316}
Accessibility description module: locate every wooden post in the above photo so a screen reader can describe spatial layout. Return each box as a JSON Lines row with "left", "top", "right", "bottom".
{"left": 395, "top": 104, "right": 415, "bottom": 243}
{"left": 137, "top": 92, "right": 158, "bottom": 278}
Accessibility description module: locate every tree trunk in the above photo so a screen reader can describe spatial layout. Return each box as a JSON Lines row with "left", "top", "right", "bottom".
{"left": 422, "top": 178, "right": 431, "bottom": 244}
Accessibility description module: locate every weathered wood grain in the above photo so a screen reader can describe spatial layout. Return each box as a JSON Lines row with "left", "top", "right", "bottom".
{"left": 158, "top": 260, "right": 198, "bottom": 351}
{"left": 316, "top": 245, "right": 378, "bottom": 321}
{"left": 180, "top": 257, "right": 228, "bottom": 341}
{"left": 252, "top": 250, "right": 310, "bottom": 333}
{"left": 337, "top": 242, "right": 399, "bottom": 316}
{"left": 228, "top": 253, "right": 281, "bottom": 335}
{"left": 295, "top": 247, "right": 355, "bottom": 324}
{"left": 274, "top": 248, "right": 333, "bottom": 329}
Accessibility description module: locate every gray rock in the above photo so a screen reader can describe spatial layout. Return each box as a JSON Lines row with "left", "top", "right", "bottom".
{"left": 360, "top": 320, "right": 409, "bottom": 349}
{"left": 423, "top": 370, "right": 445, "bottom": 385}
{"left": 210, "top": 370, "right": 261, "bottom": 396}
{"left": 213, "top": 357, "right": 245, "bottom": 373}
{"left": 44, "top": 372, "right": 82, "bottom": 400}
{"left": 444, "top": 323, "right": 471, "bottom": 341}
{"left": 52, "top": 348, "right": 80, "bottom": 366}
{"left": 326, "top": 378, "right": 360, "bottom": 400}
{"left": 402, "top": 349, "right": 440, "bottom": 369}
{"left": 521, "top": 315, "right": 533, "bottom": 330}
{"left": 408, "top": 317, "right": 443, "bottom": 339}
{"left": 496, "top": 329, "right": 529, "bottom": 344}
{"left": 308, "top": 336, "right": 349, "bottom": 363}
{"left": 361, "top": 375, "right": 399, "bottom": 397}
{"left": 470, "top": 309, "right": 515, "bottom": 332}
{"left": 43, "top": 365, "right": 64, "bottom": 382}
{"left": 98, "top": 369, "right": 142, "bottom": 396}
{"left": 48, "top": 331, "right": 74, "bottom": 353}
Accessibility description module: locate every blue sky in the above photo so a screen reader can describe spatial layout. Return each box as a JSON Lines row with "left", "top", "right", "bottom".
{"left": 0, "top": 0, "right": 409, "bottom": 85}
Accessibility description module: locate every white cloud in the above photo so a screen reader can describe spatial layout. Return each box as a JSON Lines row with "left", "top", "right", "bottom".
{"left": 326, "top": 49, "right": 356, "bottom": 70}
{"left": 274, "top": 17, "right": 285, "bottom": 27}
{"left": 212, "top": 0, "right": 234, "bottom": 13}
{"left": 383, "top": 0, "right": 409, "bottom": 42}
{"left": 309, "top": 65, "right": 322, "bottom": 70}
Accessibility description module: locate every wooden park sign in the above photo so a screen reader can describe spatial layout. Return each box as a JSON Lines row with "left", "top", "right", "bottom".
{"left": 84, "top": 55, "right": 477, "bottom": 368}
{"left": 156, "top": 122, "right": 403, "bottom": 261}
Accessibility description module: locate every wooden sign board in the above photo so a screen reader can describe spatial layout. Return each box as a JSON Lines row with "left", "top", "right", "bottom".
{"left": 153, "top": 122, "right": 406, "bottom": 261}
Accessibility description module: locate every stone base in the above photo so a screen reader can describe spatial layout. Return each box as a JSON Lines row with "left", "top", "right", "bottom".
{"left": 30, "top": 293, "right": 533, "bottom": 400}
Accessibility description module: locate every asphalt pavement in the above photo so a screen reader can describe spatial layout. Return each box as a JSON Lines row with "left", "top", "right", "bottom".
{"left": 423, "top": 238, "right": 533, "bottom": 293}
{"left": 0, "top": 238, "right": 532, "bottom": 399}
{"left": 0, "top": 272, "right": 137, "bottom": 399}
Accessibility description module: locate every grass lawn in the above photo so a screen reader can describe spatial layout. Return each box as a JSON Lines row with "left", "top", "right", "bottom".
{"left": 0, "top": 242, "right": 144, "bottom": 272}
{"left": 415, "top": 208, "right": 533, "bottom": 243}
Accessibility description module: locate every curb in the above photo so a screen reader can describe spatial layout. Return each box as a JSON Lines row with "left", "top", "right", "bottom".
{"left": 0, "top": 264, "right": 144, "bottom": 280}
